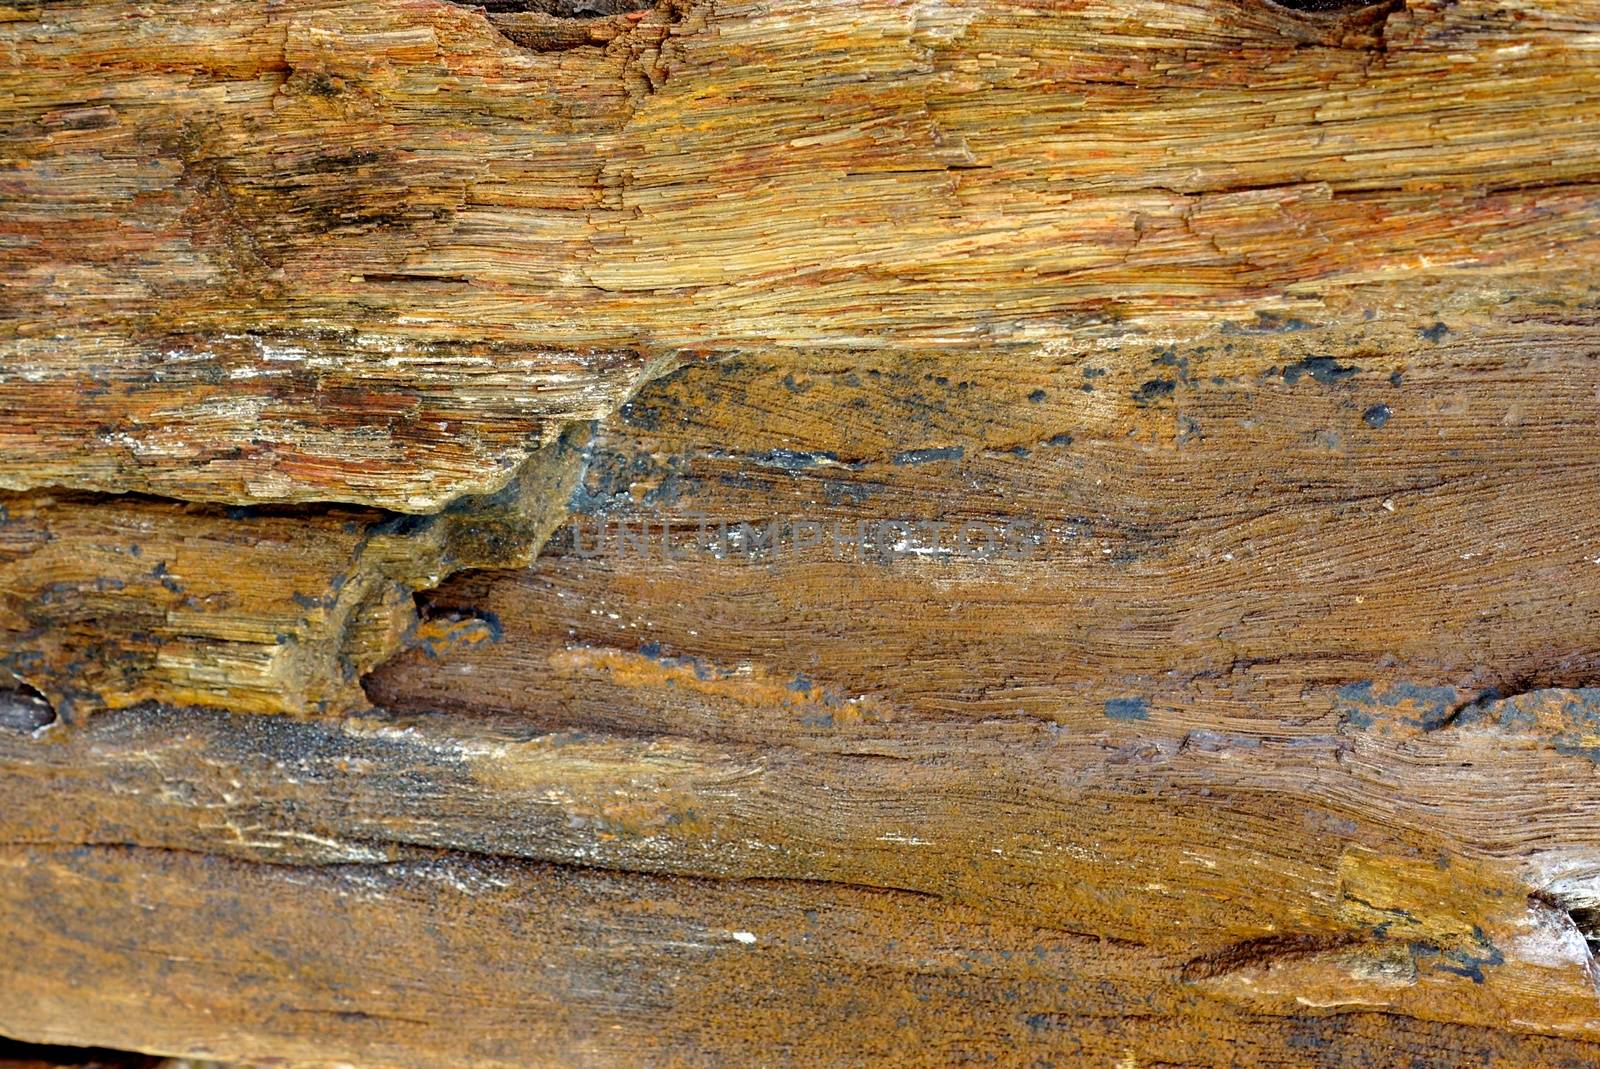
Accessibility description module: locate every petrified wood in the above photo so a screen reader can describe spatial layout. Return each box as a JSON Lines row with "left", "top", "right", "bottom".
{"left": 3, "top": 0, "right": 1600, "bottom": 1064}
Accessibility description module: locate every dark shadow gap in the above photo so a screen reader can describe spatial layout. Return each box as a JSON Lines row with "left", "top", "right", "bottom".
{"left": 0, "top": 681, "right": 55, "bottom": 734}
{"left": 466, "top": 0, "right": 651, "bottom": 15}
{"left": 0, "top": 1037, "right": 163, "bottom": 1068}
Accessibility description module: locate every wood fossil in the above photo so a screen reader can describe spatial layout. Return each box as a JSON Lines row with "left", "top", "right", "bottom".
{"left": 3, "top": 0, "right": 1600, "bottom": 1063}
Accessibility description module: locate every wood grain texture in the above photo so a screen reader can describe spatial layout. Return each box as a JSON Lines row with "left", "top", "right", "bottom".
{"left": 0, "top": 431, "right": 583, "bottom": 715}
{"left": 4, "top": 0, "right": 1600, "bottom": 505}
{"left": 4, "top": 0, "right": 1600, "bottom": 1064}
{"left": 15, "top": 841, "right": 1600, "bottom": 1069}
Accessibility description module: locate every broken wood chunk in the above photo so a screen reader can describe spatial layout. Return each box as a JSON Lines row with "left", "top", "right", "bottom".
{"left": 0, "top": 431, "right": 583, "bottom": 716}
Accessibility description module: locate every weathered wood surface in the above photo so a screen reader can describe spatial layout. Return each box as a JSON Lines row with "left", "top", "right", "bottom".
{"left": 5, "top": 0, "right": 1600, "bottom": 507}
{"left": 0, "top": 432, "right": 582, "bottom": 716}
{"left": 5, "top": 0, "right": 1600, "bottom": 1064}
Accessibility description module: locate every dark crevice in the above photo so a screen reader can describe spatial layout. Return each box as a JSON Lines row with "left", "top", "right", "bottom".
{"left": 461, "top": 0, "right": 695, "bottom": 56}
{"left": 1531, "top": 890, "right": 1600, "bottom": 962}
{"left": 1259, "top": 0, "right": 1404, "bottom": 50}
{"left": 7, "top": 835, "right": 1153, "bottom": 952}
{"left": 0, "top": 680, "right": 55, "bottom": 734}
{"left": 9, "top": 837, "right": 956, "bottom": 910}
{"left": 0, "top": 482, "right": 385, "bottom": 524}
{"left": 1267, "top": 0, "right": 1391, "bottom": 11}
{"left": 468, "top": 0, "right": 650, "bottom": 13}
{"left": 359, "top": 272, "right": 472, "bottom": 286}
{"left": 1568, "top": 906, "right": 1600, "bottom": 958}
{"left": 0, "top": 1038, "right": 161, "bottom": 1068}
{"left": 1181, "top": 932, "right": 1364, "bottom": 983}
{"left": 1431, "top": 669, "right": 1600, "bottom": 733}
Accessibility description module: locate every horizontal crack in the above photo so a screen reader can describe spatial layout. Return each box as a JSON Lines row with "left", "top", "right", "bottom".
{"left": 1181, "top": 931, "right": 1364, "bottom": 983}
